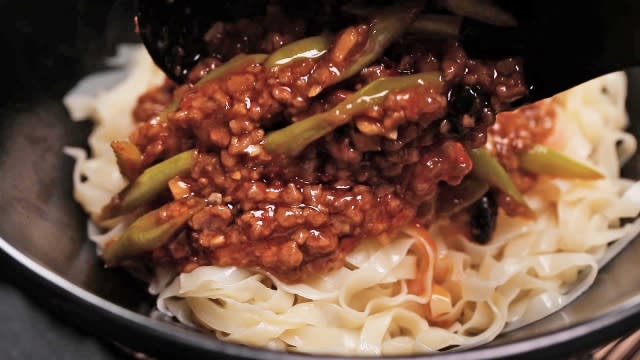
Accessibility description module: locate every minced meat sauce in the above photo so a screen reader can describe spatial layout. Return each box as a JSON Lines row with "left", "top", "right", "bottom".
{"left": 488, "top": 101, "right": 556, "bottom": 215}
{"left": 122, "top": 8, "right": 536, "bottom": 282}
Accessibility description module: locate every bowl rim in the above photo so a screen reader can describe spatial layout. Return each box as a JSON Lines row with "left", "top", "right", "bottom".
{"left": 2, "top": 235, "right": 639, "bottom": 359}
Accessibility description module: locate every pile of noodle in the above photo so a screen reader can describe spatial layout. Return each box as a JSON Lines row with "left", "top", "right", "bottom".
{"left": 63, "top": 45, "right": 640, "bottom": 355}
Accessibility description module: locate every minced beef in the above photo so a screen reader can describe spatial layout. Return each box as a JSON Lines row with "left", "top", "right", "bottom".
{"left": 487, "top": 100, "right": 556, "bottom": 215}
{"left": 124, "top": 6, "right": 533, "bottom": 282}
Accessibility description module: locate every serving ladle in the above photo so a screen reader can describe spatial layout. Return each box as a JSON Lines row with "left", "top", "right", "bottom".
{"left": 137, "top": 0, "right": 640, "bottom": 104}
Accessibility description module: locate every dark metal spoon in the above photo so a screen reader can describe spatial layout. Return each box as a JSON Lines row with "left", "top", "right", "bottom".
{"left": 136, "top": 0, "right": 267, "bottom": 82}
{"left": 477, "top": 0, "right": 640, "bottom": 102}
{"left": 137, "top": 0, "right": 640, "bottom": 103}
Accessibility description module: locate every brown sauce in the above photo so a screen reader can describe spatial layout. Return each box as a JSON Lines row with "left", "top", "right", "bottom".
{"left": 123, "top": 9, "right": 536, "bottom": 281}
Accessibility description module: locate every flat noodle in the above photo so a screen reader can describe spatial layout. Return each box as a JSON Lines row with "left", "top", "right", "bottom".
{"left": 63, "top": 44, "right": 165, "bottom": 217}
{"left": 65, "top": 45, "right": 640, "bottom": 355}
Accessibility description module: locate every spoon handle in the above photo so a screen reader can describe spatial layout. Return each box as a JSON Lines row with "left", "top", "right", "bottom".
{"left": 463, "top": 0, "right": 640, "bottom": 103}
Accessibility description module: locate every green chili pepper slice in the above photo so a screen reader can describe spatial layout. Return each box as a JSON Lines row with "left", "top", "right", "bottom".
{"left": 410, "top": 14, "right": 462, "bottom": 37}
{"left": 519, "top": 144, "right": 604, "bottom": 180}
{"left": 342, "top": 4, "right": 461, "bottom": 38}
{"left": 196, "top": 53, "right": 268, "bottom": 86}
{"left": 102, "top": 149, "right": 197, "bottom": 218}
{"left": 436, "top": 176, "right": 490, "bottom": 215}
{"left": 111, "top": 140, "right": 142, "bottom": 182}
{"left": 103, "top": 197, "right": 205, "bottom": 265}
{"left": 441, "top": 0, "right": 517, "bottom": 27}
{"left": 156, "top": 54, "right": 268, "bottom": 122}
{"left": 157, "top": 98, "right": 181, "bottom": 123}
{"left": 264, "top": 71, "right": 442, "bottom": 157}
{"left": 324, "top": 8, "right": 418, "bottom": 90}
{"left": 265, "top": 35, "right": 331, "bottom": 69}
{"left": 469, "top": 148, "right": 530, "bottom": 209}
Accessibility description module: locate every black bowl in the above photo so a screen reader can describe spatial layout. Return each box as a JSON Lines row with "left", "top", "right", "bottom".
{"left": 0, "top": 1, "right": 639, "bottom": 359}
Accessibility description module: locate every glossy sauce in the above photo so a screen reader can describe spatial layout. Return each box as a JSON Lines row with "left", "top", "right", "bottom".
{"left": 127, "top": 12, "right": 530, "bottom": 282}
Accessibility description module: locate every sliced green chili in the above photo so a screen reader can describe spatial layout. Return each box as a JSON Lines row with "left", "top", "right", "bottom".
{"left": 111, "top": 140, "right": 142, "bottom": 182}
{"left": 321, "top": 8, "right": 418, "bottom": 91}
{"left": 103, "top": 197, "right": 205, "bottom": 265}
{"left": 264, "top": 72, "right": 442, "bottom": 156}
{"left": 196, "top": 53, "right": 268, "bottom": 86}
{"left": 440, "top": 0, "right": 517, "bottom": 27}
{"left": 469, "top": 148, "right": 530, "bottom": 209}
{"left": 436, "top": 176, "right": 490, "bottom": 215}
{"left": 102, "top": 149, "right": 197, "bottom": 218}
{"left": 519, "top": 145, "right": 604, "bottom": 180}
{"left": 156, "top": 54, "right": 268, "bottom": 122}
{"left": 342, "top": 4, "right": 461, "bottom": 38}
{"left": 410, "top": 14, "right": 462, "bottom": 37}
{"left": 157, "top": 98, "right": 180, "bottom": 123}
{"left": 265, "top": 35, "right": 331, "bottom": 69}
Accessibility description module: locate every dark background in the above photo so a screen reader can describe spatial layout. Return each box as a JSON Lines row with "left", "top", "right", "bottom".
{"left": 0, "top": 253, "right": 123, "bottom": 359}
{"left": 0, "top": 1, "right": 135, "bottom": 358}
